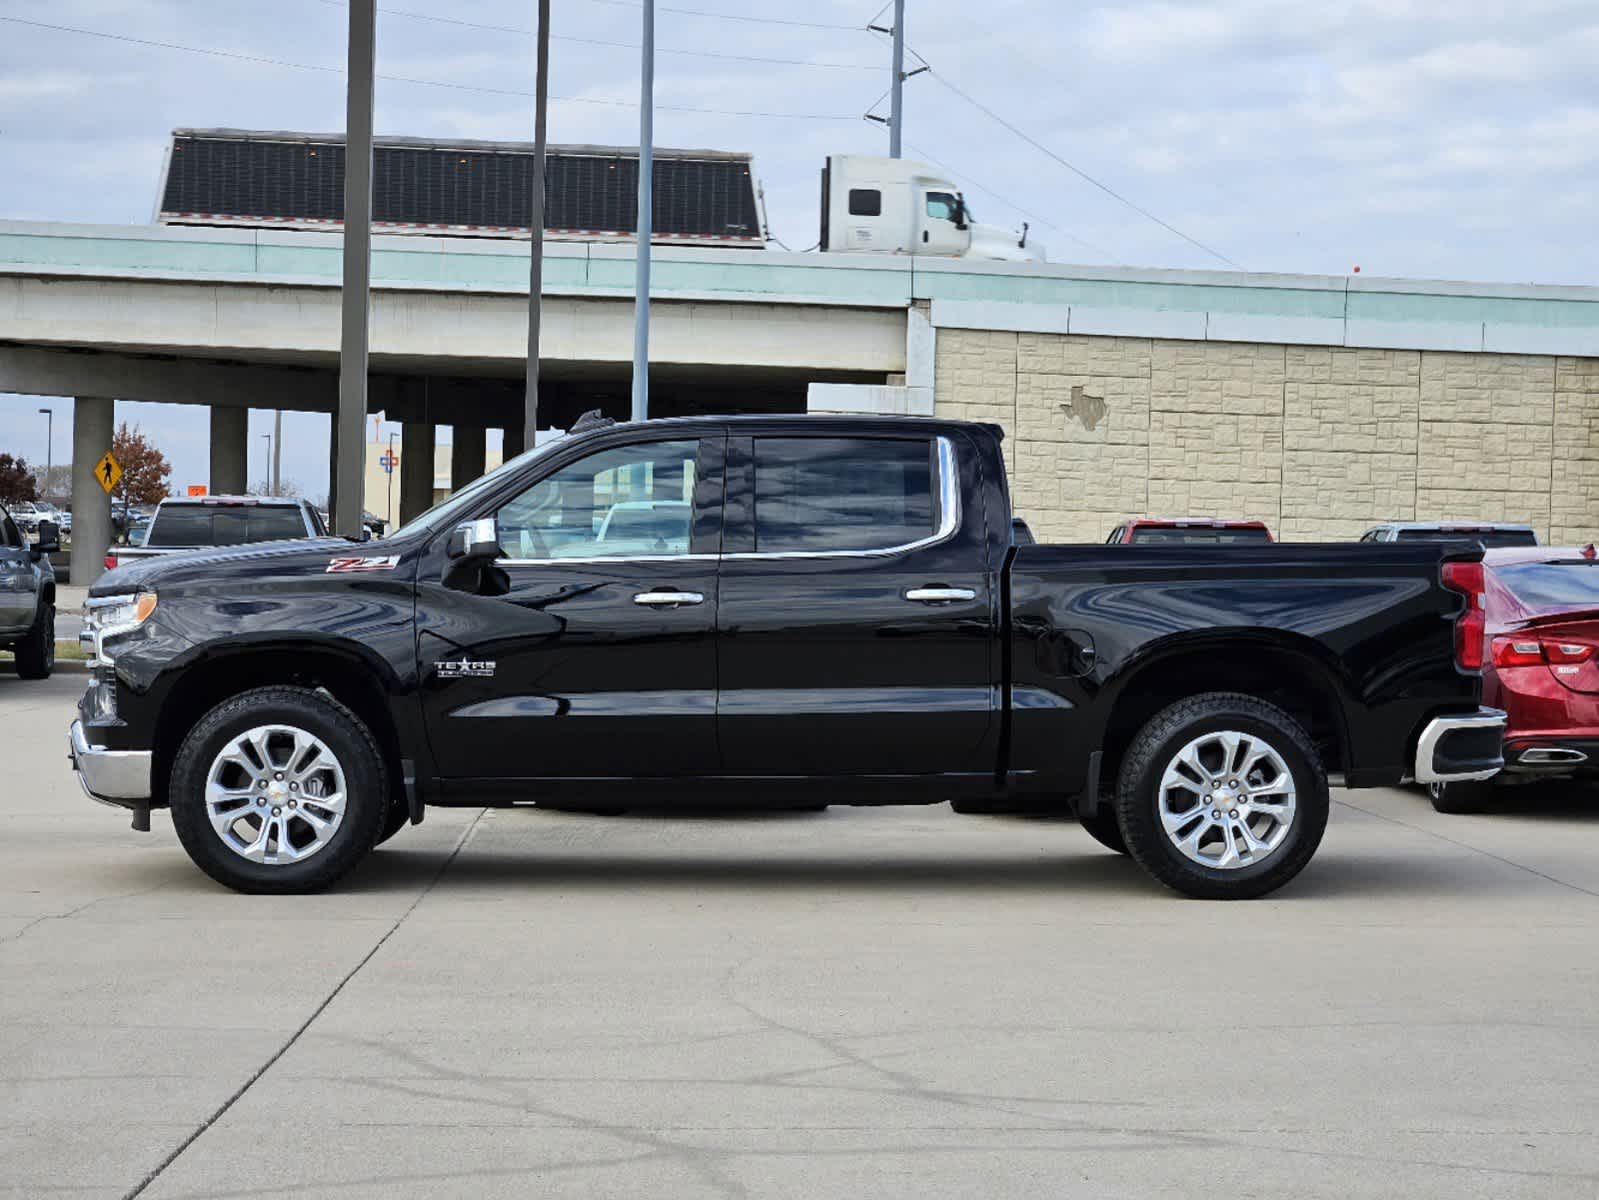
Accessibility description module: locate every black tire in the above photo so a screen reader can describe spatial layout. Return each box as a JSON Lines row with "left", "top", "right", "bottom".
{"left": 950, "top": 797, "right": 1008, "bottom": 815}
{"left": 1077, "top": 806, "right": 1129, "bottom": 855}
{"left": 1428, "top": 779, "right": 1495, "bottom": 814}
{"left": 374, "top": 798, "right": 411, "bottom": 846}
{"left": 1115, "top": 693, "right": 1329, "bottom": 900}
{"left": 170, "top": 686, "right": 387, "bottom": 894}
{"left": 13, "top": 602, "right": 54, "bottom": 679}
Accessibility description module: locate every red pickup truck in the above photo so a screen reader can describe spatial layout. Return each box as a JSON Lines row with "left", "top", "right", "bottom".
{"left": 1106, "top": 518, "right": 1274, "bottom": 545}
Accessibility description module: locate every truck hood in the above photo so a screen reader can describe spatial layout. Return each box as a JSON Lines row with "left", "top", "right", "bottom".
{"left": 968, "top": 223, "right": 1046, "bottom": 263}
{"left": 89, "top": 537, "right": 362, "bottom": 596}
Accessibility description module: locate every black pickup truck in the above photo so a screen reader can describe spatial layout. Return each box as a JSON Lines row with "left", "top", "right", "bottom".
{"left": 69, "top": 415, "right": 1505, "bottom": 898}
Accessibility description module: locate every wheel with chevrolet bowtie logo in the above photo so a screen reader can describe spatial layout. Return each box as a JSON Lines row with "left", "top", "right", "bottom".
{"left": 170, "top": 686, "right": 387, "bottom": 893}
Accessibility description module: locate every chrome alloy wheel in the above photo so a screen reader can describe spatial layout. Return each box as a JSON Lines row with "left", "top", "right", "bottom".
{"left": 1157, "top": 730, "right": 1297, "bottom": 870}
{"left": 205, "top": 725, "right": 348, "bottom": 865}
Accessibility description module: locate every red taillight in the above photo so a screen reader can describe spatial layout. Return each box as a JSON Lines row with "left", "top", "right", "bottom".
{"left": 1490, "top": 636, "right": 1595, "bottom": 668}
{"left": 103, "top": 552, "right": 118, "bottom": 571}
{"left": 1491, "top": 636, "right": 1544, "bottom": 667}
{"left": 1441, "top": 560, "right": 1485, "bottom": 672}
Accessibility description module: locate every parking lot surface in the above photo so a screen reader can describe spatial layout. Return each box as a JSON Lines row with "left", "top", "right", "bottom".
{"left": 4, "top": 670, "right": 1599, "bottom": 1199}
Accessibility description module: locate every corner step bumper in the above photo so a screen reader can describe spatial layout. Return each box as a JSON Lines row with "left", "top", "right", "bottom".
{"left": 1414, "top": 708, "right": 1506, "bottom": 784}
{"left": 68, "top": 719, "right": 152, "bottom": 809}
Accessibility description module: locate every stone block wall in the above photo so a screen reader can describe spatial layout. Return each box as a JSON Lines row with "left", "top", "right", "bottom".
{"left": 934, "top": 327, "right": 1599, "bottom": 543}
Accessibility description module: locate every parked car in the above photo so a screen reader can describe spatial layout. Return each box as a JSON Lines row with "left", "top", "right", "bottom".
{"left": 103, "top": 496, "right": 331, "bottom": 570}
{"left": 1361, "top": 522, "right": 1538, "bottom": 547}
{"left": 1428, "top": 545, "right": 1599, "bottom": 812}
{"left": 1106, "top": 518, "right": 1274, "bottom": 545}
{"left": 70, "top": 414, "right": 1503, "bottom": 898}
{"left": 0, "top": 503, "right": 59, "bottom": 678}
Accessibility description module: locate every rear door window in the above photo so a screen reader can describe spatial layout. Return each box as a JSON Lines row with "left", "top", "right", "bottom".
{"left": 752, "top": 437, "right": 935, "bottom": 554}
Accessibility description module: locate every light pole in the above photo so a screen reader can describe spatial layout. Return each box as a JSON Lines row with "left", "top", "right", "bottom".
{"left": 631, "top": 0, "right": 654, "bottom": 422}
{"left": 261, "top": 434, "right": 272, "bottom": 494}
{"left": 37, "top": 408, "right": 52, "bottom": 505}
{"left": 524, "top": 0, "right": 551, "bottom": 443}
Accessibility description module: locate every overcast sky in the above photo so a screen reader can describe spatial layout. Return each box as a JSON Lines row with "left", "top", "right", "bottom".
{"left": 2, "top": 0, "right": 1596, "bottom": 500}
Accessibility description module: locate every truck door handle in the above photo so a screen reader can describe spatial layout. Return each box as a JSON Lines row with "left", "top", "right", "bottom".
{"left": 905, "top": 587, "right": 976, "bottom": 604}
{"left": 633, "top": 590, "right": 704, "bottom": 607}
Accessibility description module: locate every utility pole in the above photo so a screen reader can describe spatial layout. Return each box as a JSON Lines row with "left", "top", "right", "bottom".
{"left": 631, "top": 0, "right": 654, "bottom": 422}
{"left": 335, "top": 0, "right": 376, "bottom": 536}
{"left": 37, "top": 408, "right": 52, "bottom": 505}
{"left": 271, "top": 410, "right": 283, "bottom": 496}
{"left": 889, "top": 0, "right": 905, "bottom": 158}
{"left": 524, "top": 0, "right": 551, "bottom": 445}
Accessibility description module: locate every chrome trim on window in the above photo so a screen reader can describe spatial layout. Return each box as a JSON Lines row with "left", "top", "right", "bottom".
{"left": 724, "top": 435, "right": 959, "bottom": 562}
{"left": 495, "top": 435, "right": 960, "bottom": 567}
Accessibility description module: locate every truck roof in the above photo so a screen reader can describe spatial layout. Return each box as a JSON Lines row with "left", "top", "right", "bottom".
{"left": 158, "top": 495, "right": 305, "bottom": 507}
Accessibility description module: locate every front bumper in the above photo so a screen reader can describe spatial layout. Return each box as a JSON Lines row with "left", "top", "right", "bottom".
{"left": 68, "top": 719, "right": 152, "bottom": 808}
{"left": 1414, "top": 708, "right": 1507, "bottom": 784}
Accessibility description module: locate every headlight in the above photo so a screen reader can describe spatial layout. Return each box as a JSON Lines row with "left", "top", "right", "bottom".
{"left": 82, "top": 591, "right": 158, "bottom": 661}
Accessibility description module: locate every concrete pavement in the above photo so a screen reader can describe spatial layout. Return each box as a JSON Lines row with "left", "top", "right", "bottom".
{"left": 4, "top": 671, "right": 1598, "bottom": 1199}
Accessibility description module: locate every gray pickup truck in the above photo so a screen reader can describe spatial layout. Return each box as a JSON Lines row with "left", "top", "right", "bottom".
{"left": 105, "top": 495, "right": 329, "bottom": 571}
{"left": 0, "top": 502, "right": 58, "bottom": 679}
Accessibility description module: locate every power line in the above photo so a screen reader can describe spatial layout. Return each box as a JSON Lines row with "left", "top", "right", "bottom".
{"left": 314, "top": 0, "right": 881, "bottom": 71}
{"left": 904, "top": 141, "right": 1122, "bottom": 264}
{"left": 0, "top": 15, "right": 862, "bottom": 121}
{"left": 580, "top": 0, "right": 863, "bottom": 31}
{"left": 926, "top": 70, "right": 1244, "bottom": 269}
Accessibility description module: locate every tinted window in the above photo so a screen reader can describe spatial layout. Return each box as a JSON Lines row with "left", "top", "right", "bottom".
{"left": 847, "top": 188, "right": 881, "bottom": 216}
{"left": 1127, "top": 527, "right": 1272, "bottom": 545}
{"left": 1494, "top": 562, "right": 1599, "bottom": 611}
{"left": 497, "top": 439, "right": 698, "bottom": 559}
{"left": 147, "top": 506, "right": 309, "bottom": 547}
{"left": 754, "top": 437, "right": 934, "bottom": 554}
{"left": 1397, "top": 528, "right": 1538, "bottom": 547}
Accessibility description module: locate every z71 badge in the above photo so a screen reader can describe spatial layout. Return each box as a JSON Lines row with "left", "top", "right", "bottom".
{"left": 436, "top": 660, "right": 497, "bottom": 680}
{"left": 326, "top": 555, "right": 401, "bottom": 574}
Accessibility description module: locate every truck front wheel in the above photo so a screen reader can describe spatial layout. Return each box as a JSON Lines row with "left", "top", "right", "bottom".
{"left": 170, "top": 687, "right": 388, "bottom": 894}
{"left": 1114, "top": 693, "right": 1328, "bottom": 900}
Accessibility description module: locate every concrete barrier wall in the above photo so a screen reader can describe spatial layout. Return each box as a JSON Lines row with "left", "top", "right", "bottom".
{"left": 935, "top": 328, "right": 1599, "bottom": 544}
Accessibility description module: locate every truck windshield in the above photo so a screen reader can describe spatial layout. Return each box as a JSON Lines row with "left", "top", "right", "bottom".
{"left": 387, "top": 437, "right": 564, "bottom": 541}
{"left": 1129, "top": 527, "right": 1271, "bottom": 545}
{"left": 146, "top": 505, "right": 309, "bottom": 546}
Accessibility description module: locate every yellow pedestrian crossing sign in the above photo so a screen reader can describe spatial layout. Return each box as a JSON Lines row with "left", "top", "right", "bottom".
{"left": 95, "top": 451, "right": 122, "bottom": 495}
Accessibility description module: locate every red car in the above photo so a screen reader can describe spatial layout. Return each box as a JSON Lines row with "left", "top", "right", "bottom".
{"left": 1106, "top": 518, "right": 1274, "bottom": 545}
{"left": 1430, "top": 544, "right": 1599, "bottom": 812}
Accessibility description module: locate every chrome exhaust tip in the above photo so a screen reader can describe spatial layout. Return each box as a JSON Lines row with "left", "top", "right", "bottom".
{"left": 1517, "top": 747, "right": 1588, "bottom": 765}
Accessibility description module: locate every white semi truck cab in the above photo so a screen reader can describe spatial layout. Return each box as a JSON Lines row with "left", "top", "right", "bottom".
{"left": 819, "top": 155, "right": 1045, "bottom": 263}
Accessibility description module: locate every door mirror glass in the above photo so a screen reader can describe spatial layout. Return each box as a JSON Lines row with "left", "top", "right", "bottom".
{"left": 496, "top": 439, "right": 699, "bottom": 560}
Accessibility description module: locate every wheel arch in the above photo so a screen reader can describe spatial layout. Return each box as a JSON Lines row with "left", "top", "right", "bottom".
{"left": 1096, "top": 631, "right": 1353, "bottom": 790}
{"left": 151, "top": 640, "right": 406, "bottom": 813}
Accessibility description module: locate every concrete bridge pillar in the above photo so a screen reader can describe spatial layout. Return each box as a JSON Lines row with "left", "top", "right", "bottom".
{"left": 70, "top": 396, "right": 114, "bottom": 587}
{"left": 208, "top": 407, "right": 249, "bottom": 495}
{"left": 450, "top": 427, "right": 487, "bottom": 490}
{"left": 399, "top": 423, "right": 436, "bottom": 524}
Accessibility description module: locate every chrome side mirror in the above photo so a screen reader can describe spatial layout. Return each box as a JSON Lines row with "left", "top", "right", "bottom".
{"left": 446, "top": 517, "right": 502, "bottom": 563}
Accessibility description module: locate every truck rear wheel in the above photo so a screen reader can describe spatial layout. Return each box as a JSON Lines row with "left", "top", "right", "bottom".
{"left": 170, "top": 686, "right": 387, "bottom": 894}
{"left": 13, "top": 601, "right": 54, "bottom": 679}
{"left": 1115, "top": 693, "right": 1328, "bottom": 900}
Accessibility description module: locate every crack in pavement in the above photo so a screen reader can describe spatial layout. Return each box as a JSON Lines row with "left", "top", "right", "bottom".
{"left": 120, "top": 810, "right": 486, "bottom": 1200}
{"left": 1335, "top": 797, "right": 1599, "bottom": 900}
